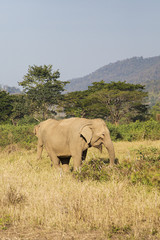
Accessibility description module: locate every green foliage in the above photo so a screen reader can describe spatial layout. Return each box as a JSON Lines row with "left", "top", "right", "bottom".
{"left": 19, "top": 65, "right": 68, "bottom": 119}
{"left": 0, "top": 124, "right": 36, "bottom": 149}
{"left": 119, "top": 147, "right": 160, "bottom": 188}
{"left": 150, "top": 102, "right": 160, "bottom": 120}
{"left": 63, "top": 81, "right": 149, "bottom": 123}
{"left": 62, "top": 90, "right": 89, "bottom": 117}
{"left": 73, "top": 158, "right": 110, "bottom": 182}
{"left": 108, "top": 119, "right": 160, "bottom": 141}
{"left": 87, "top": 80, "right": 107, "bottom": 92}
{"left": 74, "top": 147, "right": 160, "bottom": 189}
{"left": 0, "top": 90, "right": 13, "bottom": 123}
{"left": 11, "top": 94, "right": 35, "bottom": 123}
{"left": 17, "top": 115, "right": 38, "bottom": 125}
{"left": 88, "top": 81, "right": 148, "bottom": 124}
{"left": 0, "top": 79, "right": 149, "bottom": 125}
{"left": 88, "top": 80, "right": 145, "bottom": 92}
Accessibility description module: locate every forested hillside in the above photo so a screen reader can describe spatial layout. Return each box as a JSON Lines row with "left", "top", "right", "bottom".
{"left": 1, "top": 56, "right": 160, "bottom": 104}
{"left": 66, "top": 56, "right": 160, "bottom": 97}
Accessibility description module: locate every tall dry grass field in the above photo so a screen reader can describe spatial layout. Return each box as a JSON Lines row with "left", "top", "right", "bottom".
{"left": 0, "top": 141, "right": 160, "bottom": 239}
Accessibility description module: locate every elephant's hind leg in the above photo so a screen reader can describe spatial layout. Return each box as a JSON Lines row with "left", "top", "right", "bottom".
{"left": 37, "top": 143, "right": 43, "bottom": 160}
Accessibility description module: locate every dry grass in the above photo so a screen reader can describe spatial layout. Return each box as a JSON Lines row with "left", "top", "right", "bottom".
{"left": 0, "top": 141, "right": 160, "bottom": 239}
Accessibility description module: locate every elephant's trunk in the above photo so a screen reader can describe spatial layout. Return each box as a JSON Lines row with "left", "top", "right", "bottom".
{"left": 104, "top": 136, "right": 115, "bottom": 166}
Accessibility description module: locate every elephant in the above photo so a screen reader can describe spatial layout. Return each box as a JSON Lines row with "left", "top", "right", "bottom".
{"left": 35, "top": 117, "right": 115, "bottom": 172}
{"left": 34, "top": 118, "right": 58, "bottom": 160}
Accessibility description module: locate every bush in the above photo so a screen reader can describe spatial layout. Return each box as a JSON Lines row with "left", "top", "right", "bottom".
{"left": 129, "top": 147, "right": 160, "bottom": 187}
{"left": 74, "top": 147, "right": 160, "bottom": 189}
{"left": 17, "top": 115, "right": 38, "bottom": 125}
{"left": 73, "top": 158, "right": 110, "bottom": 182}
{"left": 0, "top": 124, "right": 37, "bottom": 149}
{"left": 108, "top": 119, "right": 160, "bottom": 141}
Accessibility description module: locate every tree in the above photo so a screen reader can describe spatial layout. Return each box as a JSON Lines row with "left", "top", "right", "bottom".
{"left": 10, "top": 94, "right": 36, "bottom": 124}
{"left": 88, "top": 80, "right": 145, "bottom": 92}
{"left": 150, "top": 102, "right": 160, "bottom": 120}
{"left": 87, "top": 81, "right": 148, "bottom": 124}
{"left": 62, "top": 91, "right": 89, "bottom": 117}
{"left": 63, "top": 81, "right": 149, "bottom": 124}
{"left": 0, "top": 90, "right": 13, "bottom": 122}
{"left": 19, "top": 65, "right": 68, "bottom": 119}
{"left": 88, "top": 88, "right": 148, "bottom": 124}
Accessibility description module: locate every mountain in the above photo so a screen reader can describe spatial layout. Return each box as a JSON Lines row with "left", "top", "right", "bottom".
{"left": 1, "top": 56, "right": 160, "bottom": 104}
{"left": 0, "top": 85, "right": 21, "bottom": 94}
{"left": 65, "top": 56, "right": 160, "bottom": 94}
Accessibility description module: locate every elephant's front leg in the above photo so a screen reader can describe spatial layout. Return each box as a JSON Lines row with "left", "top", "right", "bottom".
{"left": 70, "top": 143, "right": 85, "bottom": 171}
{"left": 72, "top": 152, "right": 83, "bottom": 171}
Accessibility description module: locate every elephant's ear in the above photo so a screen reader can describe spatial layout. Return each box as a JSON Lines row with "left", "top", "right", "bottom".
{"left": 80, "top": 126, "right": 92, "bottom": 144}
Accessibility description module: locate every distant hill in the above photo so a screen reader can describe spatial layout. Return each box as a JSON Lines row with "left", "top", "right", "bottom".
{"left": 66, "top": 56, "right": 160, "bottom": 94}
{"left": 0, "top": 85, "right": 21, "bottom": 94}
{"left": 1, "top": 56, "right": 160, "bottom": 105}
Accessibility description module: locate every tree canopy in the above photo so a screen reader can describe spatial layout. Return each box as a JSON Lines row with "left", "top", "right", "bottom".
{"left": 0, "top": 66, "right": 150, "bottom": 125}
{"left": 62, "top": 81, "right": 149, "bottom": 124}
{"left": 0, "top": 90, "right": 13, "bottom": 122}
{"left": 19, "top": 65, "right": 68, "bottom": 119}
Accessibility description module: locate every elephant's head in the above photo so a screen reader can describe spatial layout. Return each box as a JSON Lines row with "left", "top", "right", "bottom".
{"left": 80, "top": 119, "right": 115, "bottom": 166}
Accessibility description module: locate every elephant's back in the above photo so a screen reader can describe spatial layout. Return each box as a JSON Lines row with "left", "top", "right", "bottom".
{"left": 46, "top": 117, "right": 90, "bottom": 138}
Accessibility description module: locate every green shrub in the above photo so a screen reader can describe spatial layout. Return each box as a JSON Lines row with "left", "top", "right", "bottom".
{"left": 108, "top": 119, "right": 160, "bottom": 141}
{"left": 128, "top": 147, "right": 160, "bottom": 187}
{"left": 73, "top": 158, "right": 110, "bottom": 182}
{"left": 17, "top": 115, "right": 38, "bottom": 125}
{"left": 74, "top": 147, "right": 160, "bottom": 189}
{"left": 0, "top": 124, "right": 37, "bottom": 149}
{"left": 107, "top": 122, "right": 123, "bottom": 141}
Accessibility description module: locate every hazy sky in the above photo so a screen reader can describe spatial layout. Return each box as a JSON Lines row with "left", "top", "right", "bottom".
{"left": 0, "top": 0, "right": 160, "bottom": 87}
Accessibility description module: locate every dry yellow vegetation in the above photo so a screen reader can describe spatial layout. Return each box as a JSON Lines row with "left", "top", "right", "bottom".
{"left": 0, "top": 141, "right": 160, "bottom": 240}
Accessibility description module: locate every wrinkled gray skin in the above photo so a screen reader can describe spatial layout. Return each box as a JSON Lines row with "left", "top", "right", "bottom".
{"left": 34, "top": 118, "right": 115, "bottom": 172}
